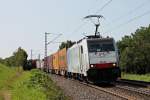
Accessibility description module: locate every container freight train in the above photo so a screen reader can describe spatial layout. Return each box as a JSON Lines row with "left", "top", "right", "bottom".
{"left": 43, "top": 36, "right": 121, "bottom": 83}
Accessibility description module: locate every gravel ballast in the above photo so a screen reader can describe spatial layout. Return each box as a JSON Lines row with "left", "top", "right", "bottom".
{"left": 50, "top": 74, "right": 124, "bottom": 100}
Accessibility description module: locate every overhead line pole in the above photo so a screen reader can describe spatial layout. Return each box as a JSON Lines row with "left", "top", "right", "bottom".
{"left": 44, "top": 32, "right": 51, "bottom": 71}
{"left": 44, "top": 32, "right": 62, "bottom": 72}
{"left": 31, "top": 49, "right": 33, "bottom": 60}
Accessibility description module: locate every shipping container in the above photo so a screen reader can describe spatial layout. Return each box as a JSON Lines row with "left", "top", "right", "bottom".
{"left": 36, "top": 60, "right": 44, "bottom": 69}
{"left": 67, "top": 44, "right": 82, "bottom": 74}
{"left": 41, "top": 60, "right": 44, "bottom": 69}
{"left": 36, "top": 60, "right": 41, "bottom": 69}
{"left": 52, "top": 51, "right": 59, "bottom": 74}
{"left": 44, "top": 56, "right": 50, "bottom": 71}
{"left": 46, "top": 56, "right": 51, "bottom": 72}
{"left": 49, "top": 55, "right": 53, "bottom": 70}
{"left": 58, "top": 48, "right": 67, "bottom": 75}
{"left": 46, "top": 55, "right": 53, "bottom": 72}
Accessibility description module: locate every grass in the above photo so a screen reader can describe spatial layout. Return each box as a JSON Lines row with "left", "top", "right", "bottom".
{"left": 0, "top": 63, "right": 67, "bottom": 100}
{"left": 121, "top": 72, "right": 150, "bottom": 82}
{"left": 0, "top": 64, "right": 19, "bottom": 100}
{"left": 11, "top": 71, "right": 47, "bottom": 100}
{"left": 0, "top": 64, "right": 17, "bottom": 89}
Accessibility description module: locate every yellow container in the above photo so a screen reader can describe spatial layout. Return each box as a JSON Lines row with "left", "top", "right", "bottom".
{"left": 58, "top": 48, "right": 67, "bottom": 70}
{"left": 52, "top": 51, "right": 59, "bottom": 70}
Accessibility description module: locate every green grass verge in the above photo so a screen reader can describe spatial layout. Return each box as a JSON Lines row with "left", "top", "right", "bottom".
{"left": 12, "top": 71, "right": 46, "bottom": 100}
{"left": 12, "top": 69, "right": 67, "bottom": 100}
{"left": 0, "top": 64, "right": 17, "bottom": 89}
{"left": 121, "top": 72, "right": 150, "bottom": 82}
{"left": 0, "top": 64, "right": 67, "bottom": 100}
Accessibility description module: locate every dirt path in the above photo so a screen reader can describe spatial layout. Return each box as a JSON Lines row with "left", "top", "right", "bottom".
{"left": 0, "top": 71, "right": 22, "bottom": 100}
{"left": 0, "top": 90, "right": 11, "bottom": 100}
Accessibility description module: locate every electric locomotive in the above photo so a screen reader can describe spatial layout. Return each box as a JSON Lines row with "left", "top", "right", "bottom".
{"left": 67, "top": 35, "right": 121, "bottom": 83}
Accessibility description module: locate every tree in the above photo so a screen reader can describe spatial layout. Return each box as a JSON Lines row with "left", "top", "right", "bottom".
{"left": 3, "top": 47, "right": 28, "bottom": 67}
{"left": 117, "top": 25, "right": 150, "bottom": 74}
{"left": 59, "top": 40, "right": 75, "bottom": 50}
{"left": 13, "top": 47, "right": 28, "bottom": 66}
{"left": 0, "top": 58, "right": 4, "bottom": 64}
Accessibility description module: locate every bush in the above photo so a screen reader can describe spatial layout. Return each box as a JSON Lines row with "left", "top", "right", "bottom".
{"left": 26, "top": 69, "right": 66, "bottom": 100}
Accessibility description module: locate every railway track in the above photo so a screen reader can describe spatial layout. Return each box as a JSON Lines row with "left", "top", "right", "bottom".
{"left": 113, "top": 79, "right": 150, "bottom": 99}
{"left": 116, "top": 79, "right": 150, "bottom": 88}
{"left": 80, "top": 82, "right": 131, "bottom": 100}
{"left": 81, "top": 82, "right": 149, "bottom": 99}
{"left": 50, "top": 74, "right": 150, "bottom": 100}
{"left": 79, "top": 80, "right": 150, "bottom": 100}
{"left": 115, "top": 84, "right": 150, "bottom": 97}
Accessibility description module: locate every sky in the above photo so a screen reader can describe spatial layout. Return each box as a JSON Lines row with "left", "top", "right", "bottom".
{"left": 0, "top": 0, "right": 150, "bottom": 59}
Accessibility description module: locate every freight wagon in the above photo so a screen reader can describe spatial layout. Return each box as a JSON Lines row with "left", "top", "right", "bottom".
{"left": 49, "top": 48, "right": 67, "bottom": 75}
{"left": 58, "top": 48, "right": 67, "bottom": 75}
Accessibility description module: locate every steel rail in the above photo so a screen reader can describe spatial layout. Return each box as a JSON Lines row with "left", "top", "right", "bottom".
{"left": 50, "top": 74, "right": 150, "bottom": 100}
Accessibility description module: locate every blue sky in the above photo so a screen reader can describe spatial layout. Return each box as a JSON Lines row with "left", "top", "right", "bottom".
{"left": 0, "top": 0, "right": 150, "bottom": 59}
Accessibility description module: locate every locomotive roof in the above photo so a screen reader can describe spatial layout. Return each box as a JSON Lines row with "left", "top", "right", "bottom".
{"left": 76, "top": 36, "right": 114, "bottom": 44}
{"left": 86, "top": 37, "right": 114, "bottom": 41}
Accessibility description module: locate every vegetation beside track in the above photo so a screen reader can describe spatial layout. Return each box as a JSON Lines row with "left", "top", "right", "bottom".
{"left": 0, "top": 64, "right": 18, "bottom": 89}
{"left": 117, "top": 25, "right": 150, "bottom": 74}
{"left": 121, "top": 73, "right": 150, "bottom": 82}
{"left": 0, "top": 64, "right": 67, "bottom": 100}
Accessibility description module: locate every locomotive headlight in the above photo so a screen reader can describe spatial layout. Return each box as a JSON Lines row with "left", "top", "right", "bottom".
{"left": 90, "top": 64, "right": 94, "bottom": 68}
{"left": 113, "top": 63, "right": 116, "bottom": 67}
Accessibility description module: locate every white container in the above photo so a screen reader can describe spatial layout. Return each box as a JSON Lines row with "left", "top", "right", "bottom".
{"left": 36, "top": 60, "right": 44, "bottom": 69}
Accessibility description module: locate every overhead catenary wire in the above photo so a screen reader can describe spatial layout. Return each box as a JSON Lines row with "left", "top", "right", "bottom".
{"left": 104, "top": 0, "right": 150, "bottom": 28}
{"left": 47, "top": 34, "right": 62, "bottom": 45}
{"left": 69, "top": 0, "right": 113, "bottom": 38}
{"left": 101, "top": 0, "right": 150, "bottom": 36}
{"left": 103, "top": 10, "right": 150, "bottom": 34}
{"left": 95, "top": 0, "right": 112, "bottom": 14}
{"left": 87, "top": 0, "right": 101, "bottom": 14}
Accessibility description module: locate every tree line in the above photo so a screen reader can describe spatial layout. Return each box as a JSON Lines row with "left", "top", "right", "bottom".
{"left": 59, "top": 40, "right": 75, "bottom": 50}
{"left": 0, "top": 47, "right": 31, "bottom": 70}
{"left": 117, "top": 25, "right": 150, "bottom": 74}
{"left": 0, "top": 47, "right": 28, "bottom": 67}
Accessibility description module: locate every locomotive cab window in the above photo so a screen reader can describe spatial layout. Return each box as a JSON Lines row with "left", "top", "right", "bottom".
{"left": 102, "top": 43, "right": 115, "bottom": 51}
{"left": 81, "top": 46, "right": 83, "bottom": 53}
{"left": 88, "top": 40, "right": 115, "bottom": 52}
